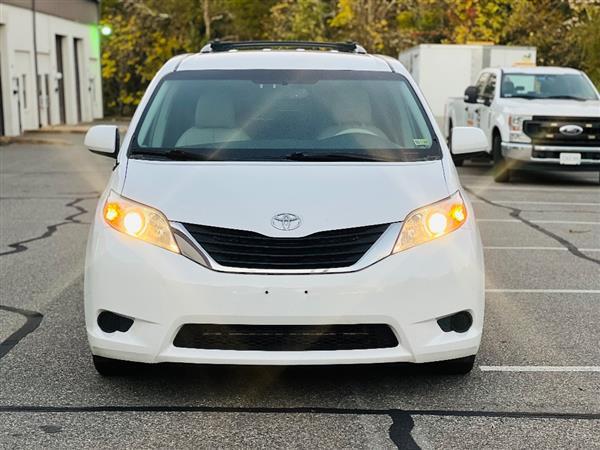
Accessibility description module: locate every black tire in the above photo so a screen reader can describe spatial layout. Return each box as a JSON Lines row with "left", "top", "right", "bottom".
{"left": 92, "top": 355, "right": 142, "bottom": 376}
{"left": 430, "top": 355, "right": 476, "bottom": 375}
{"left": 492, "top": 133, "right": 510, "bottom": 182}
{"left": 448, "top": 122, "right": 464, "bottom": 167}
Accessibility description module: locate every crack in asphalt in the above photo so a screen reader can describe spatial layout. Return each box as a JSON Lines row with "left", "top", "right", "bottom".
{"left": 465, "top": 188, "right": 600, "bottom": 266}
{"left": 2, "top": 405, "right": 597, "bottom": 419}
{"left": 0, "top": 197, "right": 92, "bottom": 257}
{"left": 0, "top": 305, "right": 43, "bottom": 359}
{"left": 388, "top": 411, "right": 420, "bottom": 449}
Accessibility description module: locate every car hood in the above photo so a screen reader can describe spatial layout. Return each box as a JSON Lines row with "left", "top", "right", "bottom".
{"left": 498, "top": 98, "right": 600, "bottom": 117}
{"left": 122, "top": 160, "right": 449, "bottom": 237}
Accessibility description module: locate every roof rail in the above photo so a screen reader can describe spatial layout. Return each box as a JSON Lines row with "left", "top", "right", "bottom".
{"left": 200, "top": 40, "right": 367, "bottom": 54}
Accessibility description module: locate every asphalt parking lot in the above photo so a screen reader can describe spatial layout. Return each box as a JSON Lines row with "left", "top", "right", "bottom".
{"left": 0, "top": 133, "right": 599, "bottom": 449}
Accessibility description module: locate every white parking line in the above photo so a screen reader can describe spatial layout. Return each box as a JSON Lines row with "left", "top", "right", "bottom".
{"left": 471, "top": 200, "right": 600, "bottom": 207}
{"left": 485, "top": 289, "right": 600, "bottom": 294}
{"left": 484, "top": 246, "right": 600, "bottom": 252}
{"left": 480, "top": 366, "right": 600, "bottom": 372}
{"left": 466, "top": 185, "right": 600, "bottom": 194}
{"left": 477, "top": 219, "right": 600, "bottom": 225}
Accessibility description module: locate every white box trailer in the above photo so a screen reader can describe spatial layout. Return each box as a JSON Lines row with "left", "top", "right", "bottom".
{"left": 398, "top": 44, "right": 536, "bottom": 127}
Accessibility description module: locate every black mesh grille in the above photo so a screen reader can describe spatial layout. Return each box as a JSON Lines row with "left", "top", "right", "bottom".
{"left": 532, "top": 149, "right": 600, "bottom": 160}
{"left": 524, "top": 116, "right": 600, "bottom": 147}
{"left": 173, "top": 324, "right": 399, "bottom": 351}
{"left": 183, "top": 223, "right": 390, "bottom": 270}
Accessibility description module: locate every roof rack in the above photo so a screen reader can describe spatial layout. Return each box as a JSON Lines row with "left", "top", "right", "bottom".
{"left": 200, "top": 40, "right": 367, "bottom": 54}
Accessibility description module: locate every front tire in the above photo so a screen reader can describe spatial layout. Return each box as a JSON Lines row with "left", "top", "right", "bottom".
{"left": 430, "top": 355, "right": 476, "bottom": 375}
{"left": 492, "top": 133, "right": 510, "bottom": 182}
{"left": 92, "top": 355, "right": 143, "bottom": 376}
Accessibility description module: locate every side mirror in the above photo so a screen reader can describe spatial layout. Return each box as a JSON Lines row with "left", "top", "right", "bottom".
{"left": 84, "top": 125, "right": 119, "bottom": 158}
{"left": 451, "top": 127, "right": 488, "bottom": 155}
{"left": 464, "top": 86, "right": 478, "bottom": 104}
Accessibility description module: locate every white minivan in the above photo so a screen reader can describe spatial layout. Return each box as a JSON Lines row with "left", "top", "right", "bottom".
{"left": 84, "top": 41, "right": 486, "bottom": 376}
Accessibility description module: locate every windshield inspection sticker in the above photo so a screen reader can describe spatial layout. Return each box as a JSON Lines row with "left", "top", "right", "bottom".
{"left": 413, "top": 139, "right": 430, "bottom": 147}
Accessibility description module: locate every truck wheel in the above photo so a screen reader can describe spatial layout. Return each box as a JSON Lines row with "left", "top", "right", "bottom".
{"left": 492, "top": 134, "right": 510, "bottom": 182}
{"left": 92, "top": 355, "right": 143, "bottom": 376}
{"left": 448, "top": 123, "right": 464, "bottom": 167}
{"left": 429, "top": 355, "right": 476, "bottom": 375}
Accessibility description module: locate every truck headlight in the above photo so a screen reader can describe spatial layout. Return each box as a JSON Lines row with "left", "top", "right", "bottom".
{"left": 508, "top": 115, "right": 532, "bottom": 143}
{"left": 103, "top": 191, "right": 180, "bottom": 253}
{"left": 393, "top": 191, "right": 467, "bottom": 253}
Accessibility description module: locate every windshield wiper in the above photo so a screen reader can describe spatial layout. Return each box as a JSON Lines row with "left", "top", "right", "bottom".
{"left": 505, "top": 94, "right": 539, "bottom": 100}
{"left": 541, "top": 95, "right": 588, "bottom": 101}
{"left": 130, "top": 149, "right": 213, "bottom": 161}
{"left": 284, "top": 151, "right": 394, "bottom": 162}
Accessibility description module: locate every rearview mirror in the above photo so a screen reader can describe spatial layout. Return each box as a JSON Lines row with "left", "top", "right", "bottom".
{"left": 84, "top": 125, "right": 119, "bottom": 158}
{"left": 464, "top": 86, "right": 478, "bottom": 104}
{"left": 451, "top": 127, "right": 488, "bottom": 155}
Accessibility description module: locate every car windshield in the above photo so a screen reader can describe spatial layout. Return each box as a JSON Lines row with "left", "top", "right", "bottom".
{"left": 131, "top": 70, "right": 440, "bottom": 162}
{"left": 500, "top": 73, "right": 598, "bottom": 100}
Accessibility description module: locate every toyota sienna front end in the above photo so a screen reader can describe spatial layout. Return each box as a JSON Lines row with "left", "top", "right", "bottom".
{"left": 84, "top": 41, "right": 486, "bottom": 376}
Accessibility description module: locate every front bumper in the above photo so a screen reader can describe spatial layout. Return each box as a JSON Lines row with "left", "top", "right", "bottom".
{"left": 502, "top": 142, "right": 600, "bottom": 170}
{"left": 84, "top": 220, "right": 485, "bottom": 366}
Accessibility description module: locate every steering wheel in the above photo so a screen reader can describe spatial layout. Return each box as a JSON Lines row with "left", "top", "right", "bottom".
{"left": 319, "top": 127, "right": 382, "bottom": 141}
{"left": 332, "top": 128, "right": 380, "bottom": 137}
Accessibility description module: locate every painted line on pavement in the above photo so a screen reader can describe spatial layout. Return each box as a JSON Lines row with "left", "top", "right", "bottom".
{"left": 480, "top": 366, "right": 600, "bottom": 373}
{"left": 470, "top": 199, "right": 600, "bottom": 206}
{"left": 485, "top": 289, "right": 600, "bottom": 294}
{"left": 484, "top": 246, "right": 600, "bottom": 252}
{"left": 465, "top": 185, "right": 600, "bottom": 193}
{"left": 477, "top": 219, "right": 600, "bottom": 225}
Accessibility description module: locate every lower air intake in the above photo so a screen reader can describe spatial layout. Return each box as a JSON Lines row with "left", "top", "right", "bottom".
{"left": 173, "top": 324, "right": 398, "bottom": 351}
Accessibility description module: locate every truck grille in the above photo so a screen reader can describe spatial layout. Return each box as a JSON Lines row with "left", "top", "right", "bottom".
{"left": 173, "top": 324, "right": 399, "bottom": 351}
{"left": 182, "top": 223, "right": 390, "bottom": 270}
{"left": 524, "top": 116, "right": 600, "bottom": 147}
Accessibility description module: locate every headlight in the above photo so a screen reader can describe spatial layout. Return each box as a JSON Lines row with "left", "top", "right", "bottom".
{"left": 103, "top": 191, "right": 180, "bottom": 253}
{"left": 508, "top": 115, "right": 532, "bottom": 143}
{"left": 393, "top": 191, "right": 467, "bottom": 253}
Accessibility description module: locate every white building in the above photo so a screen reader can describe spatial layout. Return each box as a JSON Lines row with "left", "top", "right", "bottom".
{"left": 0, "top": 0, "right": 103, "bottom": 136}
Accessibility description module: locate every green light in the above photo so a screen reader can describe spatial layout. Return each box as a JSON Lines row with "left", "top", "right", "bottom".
{"left": 100, "top": 25, "right": 112, "bottom": 36}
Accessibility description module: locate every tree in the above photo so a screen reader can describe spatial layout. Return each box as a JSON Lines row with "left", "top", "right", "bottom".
{"left": 330, "top": 0, "right": 400, "bottom": 53}
{"left": 100, "top": 0, "right": 600, "bottom": 115}
{"left": 268, "top": 0, "right": 330, "bottom": 41}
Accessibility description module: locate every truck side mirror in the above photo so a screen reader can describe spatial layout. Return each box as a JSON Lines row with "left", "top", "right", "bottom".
{"left": 451, "top": 127, "right": 488, "bottom": 155}
{"left": 464, "top": 86, "right": 478, "bottom": 104}
{"left": 84, "top": 125, "right": 119, "bottom": 158}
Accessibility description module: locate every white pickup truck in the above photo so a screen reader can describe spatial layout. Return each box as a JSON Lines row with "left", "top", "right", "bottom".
{"left": 445, "top": 66, "right": 600, "bottom": 182}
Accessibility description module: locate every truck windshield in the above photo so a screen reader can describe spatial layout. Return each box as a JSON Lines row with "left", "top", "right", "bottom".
{"left": 131, "top": 70, "right": 440, "bottom": 162}
{"left": 501, "top": 73, "right": 598, "bottom": 100}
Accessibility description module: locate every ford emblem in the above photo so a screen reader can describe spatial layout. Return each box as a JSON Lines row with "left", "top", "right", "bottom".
{"left": 559, "top": 124, "right": 583, "bottom": 136}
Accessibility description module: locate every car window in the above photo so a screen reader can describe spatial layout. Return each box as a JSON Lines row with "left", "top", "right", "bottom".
{"left": 132, "top": 70, "right": 441, "bottom": 162}
{"left": 501, "top": 73, "right": 598, "bottom": 100}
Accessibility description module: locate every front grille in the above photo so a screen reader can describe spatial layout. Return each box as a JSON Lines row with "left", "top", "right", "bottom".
{"left": 173, "top": 324, "right": 399, "bottom": 351}
{"left": 183, "top": 223, "right": 390, "bottom": 270}
{"left": 524, "top": 116, "right": 600, "bottom": 147}
{"left": 532, "top": 149, "right": 600, "bottom": 160}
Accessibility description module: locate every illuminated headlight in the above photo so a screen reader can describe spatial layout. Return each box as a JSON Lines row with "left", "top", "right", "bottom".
{"left": 103, "top": 191, "right": 180, "bottom": 253}
{"left": 393, "top": 191, "right": 467, "bottom": 253}
{"left": 508, "top": 115, "right": 532, "bottom": 143}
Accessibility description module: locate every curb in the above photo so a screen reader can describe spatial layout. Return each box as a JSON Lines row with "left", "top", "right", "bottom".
{"left": 0, "top": 136, "right": 73, "bottom": 146}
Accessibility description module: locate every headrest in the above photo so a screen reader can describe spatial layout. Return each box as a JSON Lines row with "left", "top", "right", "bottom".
{"left": 502, "top": 80, "right": 515, "bottom": 95}
{"left": 195, "top": 92, "right": 236, "bottom": 128}
{"left": 329, "top": 90, "right": 373, "bottom": 125}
